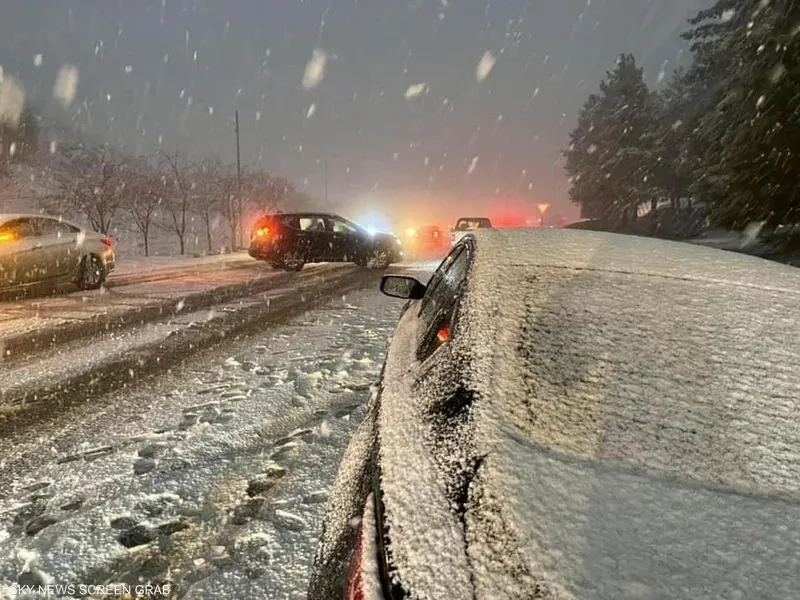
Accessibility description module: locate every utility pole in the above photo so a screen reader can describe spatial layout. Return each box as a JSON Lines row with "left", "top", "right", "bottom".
{"left": 235, "top": 109, "right": 242, "bottom": 249}
{"left": 324, "top": 158, "right": 329, "bottom": 204}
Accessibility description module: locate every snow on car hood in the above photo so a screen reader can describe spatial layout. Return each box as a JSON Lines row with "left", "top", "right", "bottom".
{"left": 469, "top": 426, "right": 800, "bottom": 599}
{"left": 456, "top": 229, "right": 800, "bottom": 598}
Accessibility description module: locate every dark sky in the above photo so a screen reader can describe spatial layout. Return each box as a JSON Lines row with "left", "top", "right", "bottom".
{"left": 0, "top": 0, "right": 707, "bottom": 224}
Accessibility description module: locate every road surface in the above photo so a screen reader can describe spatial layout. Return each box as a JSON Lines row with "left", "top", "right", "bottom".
{"left": 0, "top": 271, "right": 421, "bottom": 599}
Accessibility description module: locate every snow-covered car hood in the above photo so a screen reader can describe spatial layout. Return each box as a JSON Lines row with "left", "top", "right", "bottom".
{"left": 466, "top": 422, "right": 800, "bottom": 599}
{"left": 379, "top": 229, "right": 800, "bottom": 599}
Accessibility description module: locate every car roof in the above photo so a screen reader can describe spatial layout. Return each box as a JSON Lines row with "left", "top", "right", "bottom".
{"left": 466, "top": 227, "right": 798, "bottom": 291}
{"left": 0, "top": 214, "right": 82, "bottom": 228}
{"left": 259, "top": 212, "right": 349, "bottom": 219}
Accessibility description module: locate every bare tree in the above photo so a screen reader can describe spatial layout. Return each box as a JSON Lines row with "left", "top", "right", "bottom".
{"left": 159, "top": 151, "right": 194, "bottom": 255}
{"left": 121, "top": 157, "right": 162, "bottom": 256}
{"left": 49, "top": 143, "right": 124, "bottom": 234}
{"left": 243, "top": 171, "right": 296, "bottom": 214}
{"left": 193, "top": 158, "right": 236, "bottom": 253}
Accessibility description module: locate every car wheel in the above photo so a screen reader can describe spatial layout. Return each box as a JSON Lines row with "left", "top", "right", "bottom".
{"left": 77, "top": 254, "right": 105, "bottom": 290}
{"left": 281, "top": 251, "right": 305, "bottom": 271}
{"left": 369, "top": 249, "right": 390, "bottom": 269}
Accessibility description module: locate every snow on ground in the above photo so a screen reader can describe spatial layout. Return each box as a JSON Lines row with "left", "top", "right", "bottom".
{"left": 0, "top": 285, "right": 411, "bottom": 599}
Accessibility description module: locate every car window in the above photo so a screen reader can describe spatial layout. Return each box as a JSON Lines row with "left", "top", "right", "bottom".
{"left": 455, "top": 218, "right": 491, "bottom": 231}
{"left": 0, "top": 218, "right": 38, "bottom": 240}
{"left": 35, "top": 218, "right": 79, "bottom": 238}
{"left": 298, "top": 217, "right": 327, "bottom": 232}
{"left": 417, "top": 243, "right": 471, "bottom": 360}
{"left": 330, "top": 218, "right": 358, "bottom": 234}
{"left": 419, "top": 245, "right": 464, "bottom": 314}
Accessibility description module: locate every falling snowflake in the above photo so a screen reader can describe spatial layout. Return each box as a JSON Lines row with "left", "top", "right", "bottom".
{"left": 49, "top": 140, "right": 58, "bottom": 154}
{"left": 587, "top": 144, "right": 598, "bottom": 154}
{"left": 306, "top": 103, "right": 316, "bottom": 118}
{"left": 125, "top": 65, "right": 132, "bottom": 74}
{"left": 770, "top": 63, "right": 786, "bottom": 83}
{"left": 756, "top": 95, "right": 765, "bottom": 108}
{"left": 721, "top": 9, "right": 735, "bottom": 22}
{"left": 303, "top": 49, "right": 328, "bottom": 89}
{"left": 404, "top": 83, "right": 427, "bottom": 99}
{"left": 657, "top": 60, "right": 668, "bottom": 83}
{"left": 33, "top": 54, "right": 43, "bottom": 67}
{"left": 476, "top": 51, "right": 496, "bottom": 82}
{"left": 8, "top": 142, "right": 16, "bottom": 157}
{"left": 467, "top": 156, "right": 479, "bottom": 174}
{"left": 53, "top": 65, "right": 79, "bottom": 107}
{"left": 208, "top": 106, "right": 214, "bottom": 115}
{"left": 0, "top": 71, "right": 25, "bottom": 126}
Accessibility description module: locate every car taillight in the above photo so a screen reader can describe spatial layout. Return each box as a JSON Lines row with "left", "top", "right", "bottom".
{"left": 101, "top": 237, "right": 114, "bottom": 247}
{"left": 253, "top": 227, "right": 270, "bottom": 239}
{"left": 0, "top": 232, "right": 15, "bottom": 243}
{"left": 346, "top": 521, "right": 366, "bottom": 600}
{"left": 436, "top": 325, "right": 450, "bottom": 344}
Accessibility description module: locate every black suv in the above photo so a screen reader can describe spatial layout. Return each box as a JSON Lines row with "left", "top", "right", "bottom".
{"left": 248, "top": 212, "right": 404, "bottom": 271}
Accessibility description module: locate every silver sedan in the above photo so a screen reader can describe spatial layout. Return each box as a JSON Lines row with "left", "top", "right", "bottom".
{"left": 0, "top": 214, "right": 116, "bottom": 293}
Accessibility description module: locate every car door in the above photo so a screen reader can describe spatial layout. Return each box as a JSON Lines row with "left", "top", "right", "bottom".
{"left": 0, "top": 218, "right": 42, "bottom": 287}
{"left": 327, "top": 216, "right": 365, "bottom": 261}
{"left": 296, "top": 215, "right": 331, "bottom": 260}
{"left": 32, "top": 217, "right": 80, "bottom": 280}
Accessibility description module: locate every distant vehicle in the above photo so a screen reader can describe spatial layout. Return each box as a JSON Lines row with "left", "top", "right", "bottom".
{"left": 248, "top": 212, "right": 404, "bottom": 271}
{"left": 0, "top": 214, "right": 115, "bottom": 294}
{"left": 309, "top": 228, "right": 800, "bottom": 600}
{"left": 405, "top": 224, "right": 445, "bottom": 257}
{"left": 450, "top": 216, "right": 492, "bottom": 246}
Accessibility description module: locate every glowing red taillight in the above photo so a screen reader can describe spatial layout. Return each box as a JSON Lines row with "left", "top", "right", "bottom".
{"left": 345, "top": 521, "right": 365, "bottom": 600}
{"left": 101, "top": 237, "right": 114, "bottom": 247}
{"left": 253, "top": 227, "right": 270, "bottom": 239}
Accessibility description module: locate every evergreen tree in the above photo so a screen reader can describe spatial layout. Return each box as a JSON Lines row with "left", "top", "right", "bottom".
{"left": 689, "top": 0, "right": 800, "bottom": 229}
{"left": 565, "top": 54, "right": 658, "bottom": 227}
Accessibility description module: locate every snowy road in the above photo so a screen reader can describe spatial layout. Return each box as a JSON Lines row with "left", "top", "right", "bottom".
{"left": 0, "top": 254, "right": 328, "bottom": 354}
{"left": 0, "top": 284, "right": 412, "bottom": 599}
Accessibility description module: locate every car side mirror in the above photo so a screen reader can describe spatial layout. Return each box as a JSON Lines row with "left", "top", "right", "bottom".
{"left": 380, "top": 275, "right": 426, "bottom": 300}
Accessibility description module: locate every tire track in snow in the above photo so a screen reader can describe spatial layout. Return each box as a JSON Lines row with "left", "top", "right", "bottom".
{"left": 0, "top": 287, "right": 403, "bottom": 599}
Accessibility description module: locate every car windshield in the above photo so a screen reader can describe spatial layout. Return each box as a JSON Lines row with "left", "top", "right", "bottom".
{"left": 455, "top": 218, "right": 491, "bottom": 231}
{"left": 1, "top": 1, "right": 799, "bottom": 598}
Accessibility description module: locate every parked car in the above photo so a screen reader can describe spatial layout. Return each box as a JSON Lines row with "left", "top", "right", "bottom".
{"left": 450, "top": 216, "right": 491, "bottom": 247}
{"left": 309, "top": 228, "right": 800, "bottom": 600}
{"left": 248, "top": 212, "right": 403, "bottom": 271}
{"left": 0, "top": 214, "right": 115, "bottom": 294}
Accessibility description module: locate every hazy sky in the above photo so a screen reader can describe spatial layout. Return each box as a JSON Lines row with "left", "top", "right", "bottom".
{"left": 0, "top": 0, "right": 708, "bottom": 223}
